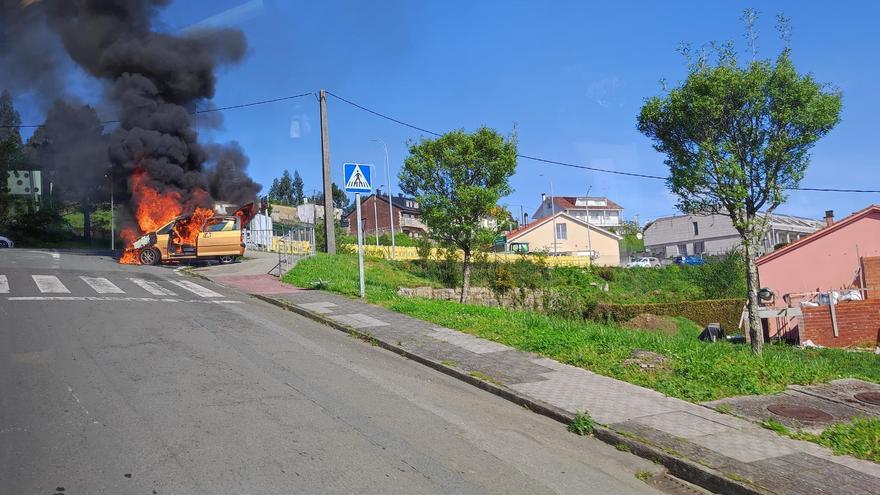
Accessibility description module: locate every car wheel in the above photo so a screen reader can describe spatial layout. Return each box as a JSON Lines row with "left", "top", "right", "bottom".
{"left": 218, "top": 255, "right": 236, "bottom": 264}
{"left": 139, "top": 248, "right": 160, "bottom": 266}
{"left": 0, "top": 240, "right": 8, "bottom": 248}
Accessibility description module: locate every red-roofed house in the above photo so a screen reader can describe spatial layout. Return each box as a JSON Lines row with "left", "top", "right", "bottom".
{"left": 757, "top": 205, "right": 880, "bottom": 346}
{"left": 531, "top": 195, "right": 624, "bottom": 228}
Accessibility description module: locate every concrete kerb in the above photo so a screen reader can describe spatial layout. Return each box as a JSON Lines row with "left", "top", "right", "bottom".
{"left": 247, "top": 291, "right": 766, "bottom": 495}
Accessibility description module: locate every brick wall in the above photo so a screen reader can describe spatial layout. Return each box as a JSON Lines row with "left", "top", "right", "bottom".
{"left": 801, "top": 299, "right": 880, "bottom": 347}
{"left": 861, "top": 256, "right": 880, "bottom": 299}
{"left": 348, "top": 196, "right": 398, "bottom": 236}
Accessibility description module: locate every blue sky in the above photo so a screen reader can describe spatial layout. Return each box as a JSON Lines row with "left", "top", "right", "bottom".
{"left": 15, "top": 0, "right": 880, "bottom": 224}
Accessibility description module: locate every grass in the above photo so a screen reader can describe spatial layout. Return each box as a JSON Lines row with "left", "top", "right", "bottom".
{"left": 285, "top": 254, "right": 880, "bottom": 402}
{"left": 635, "top": 470, "right": 654, "bottom": 482}
{"left": 761, "top": 417, "right": 880, "bottom": 463}
{"left": 467, "top": 370, "right": 503, "bottom": 386}
{"left": 568, "top": 411, "right": 594, "bottom": 436}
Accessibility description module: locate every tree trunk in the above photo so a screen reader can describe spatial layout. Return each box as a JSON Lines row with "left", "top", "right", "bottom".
{"left": 460, "top": 249, "right": 471, "bottom": 304}
{"left": 744, "top": 243, "right": 764, "bottom": 355}
{"left": 82, "top": 197, "right": 92, "bottom": 244}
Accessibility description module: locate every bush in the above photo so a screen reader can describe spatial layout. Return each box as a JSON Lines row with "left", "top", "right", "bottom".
{"left": 379, "top": 232, "right": 417, "bottom": 247}
{"left": 5, "top": 207, "right": 71, "bottom": 244}
{"left": 587, "top": 299, "right": 745, "bottom": 334}
{"left": 593, "top": 265, "right": 617, "bottom": 282}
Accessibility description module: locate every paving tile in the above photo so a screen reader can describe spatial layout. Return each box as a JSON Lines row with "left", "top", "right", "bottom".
{"left": 297, "top": 301, "right": 338, "bottom": 314}
{"left": 329, "top": 313, "right": 389, "bottom": 328}
{"left": 428, "top": 327, "right": 511, "bottom": 354}
{"left": 633, "top": 411, "right": 733, "bottom": 439}
{"left": 690, "top": 429, "right": 795, "bottom": 463}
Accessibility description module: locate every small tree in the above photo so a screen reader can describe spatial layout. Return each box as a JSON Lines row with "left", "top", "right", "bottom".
{"left": 637, "top": 12, "right": 841, "bottom": 354}
{"left": 292, "top": 170, "right": 305, "bottom": 205}
{"left": 399, "top": 127, "right": 517, "bottom": 303}
{"left": 268, "top": 178, "right": 281, "bottom": 202}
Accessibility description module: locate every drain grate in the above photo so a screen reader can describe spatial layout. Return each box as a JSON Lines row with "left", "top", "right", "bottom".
{"left": 854, "top": 391, "right": 880, "bottom": 406}
{"left": 767, "top": 403, "right": 834, "bottom": 422}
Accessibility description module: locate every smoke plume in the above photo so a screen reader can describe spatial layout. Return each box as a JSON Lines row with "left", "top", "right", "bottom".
{"left": 0, "top": 0, "right": 261, "bottom": 236}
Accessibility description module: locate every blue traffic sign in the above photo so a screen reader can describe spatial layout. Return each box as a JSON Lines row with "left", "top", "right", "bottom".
{"left": 343, "top": 163, "right": 373, "bottom": 193}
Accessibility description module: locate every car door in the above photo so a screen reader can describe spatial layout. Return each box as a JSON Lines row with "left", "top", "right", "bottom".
{"left": 197, "top": 218, "right": 229, "bottom": 256}
{"left": 211, "top": 218, "right": 242, "bottom": 255}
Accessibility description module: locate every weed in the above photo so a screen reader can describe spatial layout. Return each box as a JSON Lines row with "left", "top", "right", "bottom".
{"left": 635, "top": 470, "right": 654, "bottom": 481}
{"left": 468, "top": 371, "right": 503, "bottom": 386}
{"left": 440, "top": 359, "right": 458, "bottom": 368}
{"left": 615, "top": 443, "right": 631, "bottom": 452}
{"left": 715, "top": 403, "right": 732, "bottom": 415}
{"left": 568, "top": 411, "right": 594, "bottom": 436}
{"left": 760, "top": 418, "right": 790, "bottom": 435}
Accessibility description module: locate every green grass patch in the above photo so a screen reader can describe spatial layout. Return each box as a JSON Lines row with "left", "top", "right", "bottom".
{"left": 761, "top": 417, "right": 880, "bottom": 463}
{"left": 285, "top": 254, "right": 880, "bottom": 402}
{"left": 467, "top": 370, "right": 503, "bottom": 386}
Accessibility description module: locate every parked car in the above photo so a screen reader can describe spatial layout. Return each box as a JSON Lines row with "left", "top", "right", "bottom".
{"left": 626, "top": 256, "right": 661, "bottom": 268}
{"left": 0, "top": 235, "right": 13, "bottom": 248}
{"left": 673, "top": 255, "right": 705, "bottom": 266}
{"left": 133, "top": 204, "right": 254, "bottom": 265}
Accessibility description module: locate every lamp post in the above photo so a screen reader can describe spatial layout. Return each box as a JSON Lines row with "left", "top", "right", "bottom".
{"left": 373, "top": 190, "right": 379, "bottom": 246}
{"left": 371, "top": 139, "right": 395, "bottom": 259}
{"left": 585, "top": 185, "right": 593, "bottom": 265}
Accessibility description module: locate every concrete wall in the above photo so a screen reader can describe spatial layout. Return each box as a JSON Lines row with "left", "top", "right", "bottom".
{"left": 507, "top": 217, "right": 620, "bottom": 266}
{"left": 758, "top": 212, "right": 880, "bottom": 301}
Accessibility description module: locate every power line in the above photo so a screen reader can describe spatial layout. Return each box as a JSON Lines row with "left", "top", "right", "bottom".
{"left": 325, "top": 91, "right": 880, "bottom": 194}
{"left": 0, "top": 91, "right": 314, "bottom": 129}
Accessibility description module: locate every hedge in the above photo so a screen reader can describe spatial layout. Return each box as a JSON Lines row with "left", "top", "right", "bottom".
{"left": 585, "top": 298, "right": 746, "bottom": 333}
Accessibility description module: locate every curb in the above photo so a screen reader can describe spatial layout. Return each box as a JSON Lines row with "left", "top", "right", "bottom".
{"left": 249, "top": 292, "right": 767, "bottom": 495}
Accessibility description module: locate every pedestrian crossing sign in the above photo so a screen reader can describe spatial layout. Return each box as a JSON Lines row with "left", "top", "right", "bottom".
{"left": 343, "top": 163, "right": 373, "bottom": 193}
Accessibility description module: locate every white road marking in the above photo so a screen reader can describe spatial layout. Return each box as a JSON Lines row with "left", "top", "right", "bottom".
{"left": 129, "top": 278, "right": 176, "bottom": 296}
{"left": 168, "top": 280, "right": 223, "bottom": 298}
{"left": 80, "top": 276, "right": 124, "bottom": 294}
{"left": 0, "top": 275, "right": 8, "bottom": 294}
{"left": 32, "top": 275, "right": 70, "bottom": 293}
{"left": 51, "top": 250, "right": 60, "bottom": 260}
{"left": 6, "top": 296, "right": 241, "bottom": 304}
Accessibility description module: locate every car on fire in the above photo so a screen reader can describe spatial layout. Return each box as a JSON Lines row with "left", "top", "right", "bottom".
{"left": 131, "top": 205, "right": 254, "bottom": 265}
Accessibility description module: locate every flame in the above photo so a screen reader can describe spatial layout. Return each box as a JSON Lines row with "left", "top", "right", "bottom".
{"left": 118, "top": 169, "right": 213, "bottom": 265}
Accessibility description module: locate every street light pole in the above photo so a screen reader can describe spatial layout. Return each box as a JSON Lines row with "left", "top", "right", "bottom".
{"left": 585, "top": 185, "right": 593, "bottom": 265}
{"left": 372, "top": 139, "right": 395, "bottom": 259}
{"left": 373, "top": 193, "right": 379, "bottom": 246}
{"left": 540, "top": 174, "right": 557, "bottom": 255}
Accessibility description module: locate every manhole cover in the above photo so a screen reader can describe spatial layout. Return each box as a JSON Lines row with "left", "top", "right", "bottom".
{"left": 767, "top": 403, "right": 833, "bottom": 422}
{"left": 854, "top": 391, "right": 880, "bottom": 406}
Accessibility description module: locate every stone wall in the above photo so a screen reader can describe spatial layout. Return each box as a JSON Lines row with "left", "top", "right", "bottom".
{"left": 397, "top": 286, "right": 546, "bottom": 311}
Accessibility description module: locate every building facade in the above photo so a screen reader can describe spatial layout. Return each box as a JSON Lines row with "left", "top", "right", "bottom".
{"left": 531, "top": 195, "right": 623, "bottom": 228}
{"left": 504, "top": 212, "right": 622, "bottom": 266}
{"left": 643, "top": 213, "right": 824, "bottom": 259}
{"left": 343, "top": 192, "right": 428, "bottom": 238}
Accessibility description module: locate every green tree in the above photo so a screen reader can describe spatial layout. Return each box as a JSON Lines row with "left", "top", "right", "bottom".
{"left": 311, "top": 182, "right": 349, "bottom": 210}
{"left": 637, "top": 12, "right": 841, "bottom": 354}
{"left": 277, "top": 169, "right": 293, "bottom": 205}
{"left": 292, "top": 170, "right": 305, "bottom": 205}
{"left": 268, "top": 178, "right": 280, "bottom": 202}
{"left": 0, "top": 89, "right": 25, "bottom": 221}
{"left": 399, "top": 127, "right": 517, "bottom": 303}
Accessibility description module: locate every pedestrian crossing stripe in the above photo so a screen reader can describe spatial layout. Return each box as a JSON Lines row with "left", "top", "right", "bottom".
{"left": 0, "top": 275, "right": 227, "bottom": 300}
{"left": 343, "top": 163, "right": 373, "bottom": 193}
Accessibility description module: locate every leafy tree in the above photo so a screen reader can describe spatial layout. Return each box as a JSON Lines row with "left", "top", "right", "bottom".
{"left": 311, "top": 182, "right": 349, "bottom": 210}
{"left": 637, "top": 12, "right": 841, "bottom": 354}
{"left": 277, "top": 169, "right": 293, "bottom": 205}
{"left": 399, "top": 127, "right": 517, "bottom": 303}
{"left": 0, "top": 89, "right": 25, "bottom": 221}
{"left": 292, "top": 170, "right": 305, "bottom": 205}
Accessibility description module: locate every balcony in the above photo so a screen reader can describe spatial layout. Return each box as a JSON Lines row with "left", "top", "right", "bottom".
{"left": 398, "top": 215, "right": 428, "bottom": 231}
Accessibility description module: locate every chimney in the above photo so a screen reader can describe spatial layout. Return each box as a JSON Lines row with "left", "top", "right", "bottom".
{"left": 824, "top": 210, "right": 834, "bottom": 227}
{"left": 541, "top": 192, "right": 546, "bottom": 203}
{"left": 398, "top": 192, "right": 404, "bottom": 198}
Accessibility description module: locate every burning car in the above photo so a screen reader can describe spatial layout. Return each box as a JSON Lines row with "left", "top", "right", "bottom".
{"left": 124, "top": 203, "right": 255, "bottom": 265}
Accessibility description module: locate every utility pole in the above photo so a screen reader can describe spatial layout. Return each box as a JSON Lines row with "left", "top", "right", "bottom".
{"left": 319, "top": 90, "right": 336, "bottom": 254}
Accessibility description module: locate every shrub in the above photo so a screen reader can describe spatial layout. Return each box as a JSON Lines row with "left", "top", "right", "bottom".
{"left": 490, "top": 262, "right": 514, "bottom": 297}
{"left": 415, "top": 237, "right": 432, "bottom": 260}
{"left": 593, "top": 265, "right": 617, "bottom": 282}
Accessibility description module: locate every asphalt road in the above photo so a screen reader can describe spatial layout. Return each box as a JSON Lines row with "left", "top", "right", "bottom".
{"left": 1, "top": 249, "right": 662, "bottom": 494}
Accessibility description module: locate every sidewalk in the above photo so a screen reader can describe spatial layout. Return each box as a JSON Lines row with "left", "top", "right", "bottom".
{"left": 198, "top": 264, "right": 880, "bottom": 495}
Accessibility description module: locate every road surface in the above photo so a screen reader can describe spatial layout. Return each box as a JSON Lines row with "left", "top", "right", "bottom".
{"left": 1, "top": 249, "right": 662, "bottom": 494}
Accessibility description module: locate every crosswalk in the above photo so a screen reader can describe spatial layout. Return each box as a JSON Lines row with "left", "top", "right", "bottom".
{"left": 0, "top": 274, "right": 236, "bottom": 304}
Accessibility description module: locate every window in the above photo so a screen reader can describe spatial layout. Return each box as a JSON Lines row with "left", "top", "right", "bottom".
{"left": 692, "top": 221, "right": 699, "bottom": 236}
{"left": 693, "top": 241, "right": 705, "bottom": 254}
{"left": 677, "top": 243, "right": 688, "bottom": 255}
{"left": 556, "top": 222, "right": 567, "bottom": 239}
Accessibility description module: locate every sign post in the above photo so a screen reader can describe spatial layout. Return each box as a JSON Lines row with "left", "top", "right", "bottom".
{"left": 344, "top": 163, "right": 373, "bottom": 298}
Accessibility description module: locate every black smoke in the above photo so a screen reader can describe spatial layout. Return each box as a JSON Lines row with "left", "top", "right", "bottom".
{"left": 0, "top": 0, "right": 261, "bottom": 236}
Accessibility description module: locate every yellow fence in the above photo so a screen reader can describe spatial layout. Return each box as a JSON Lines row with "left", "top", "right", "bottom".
{"left": 268, "top": 237, "right": 312, "bottom": 255}
{"left": 345, "top": 244, "right": 593, "bottom": 267}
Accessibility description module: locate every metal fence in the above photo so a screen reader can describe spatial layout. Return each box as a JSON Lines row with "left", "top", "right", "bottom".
{"left": 244, "top": 224, "right": 316, "bottom": 276}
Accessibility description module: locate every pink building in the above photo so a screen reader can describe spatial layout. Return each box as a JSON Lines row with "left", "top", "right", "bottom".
{"left": 757, "top": 205, "right": 880, "bottom": 344}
